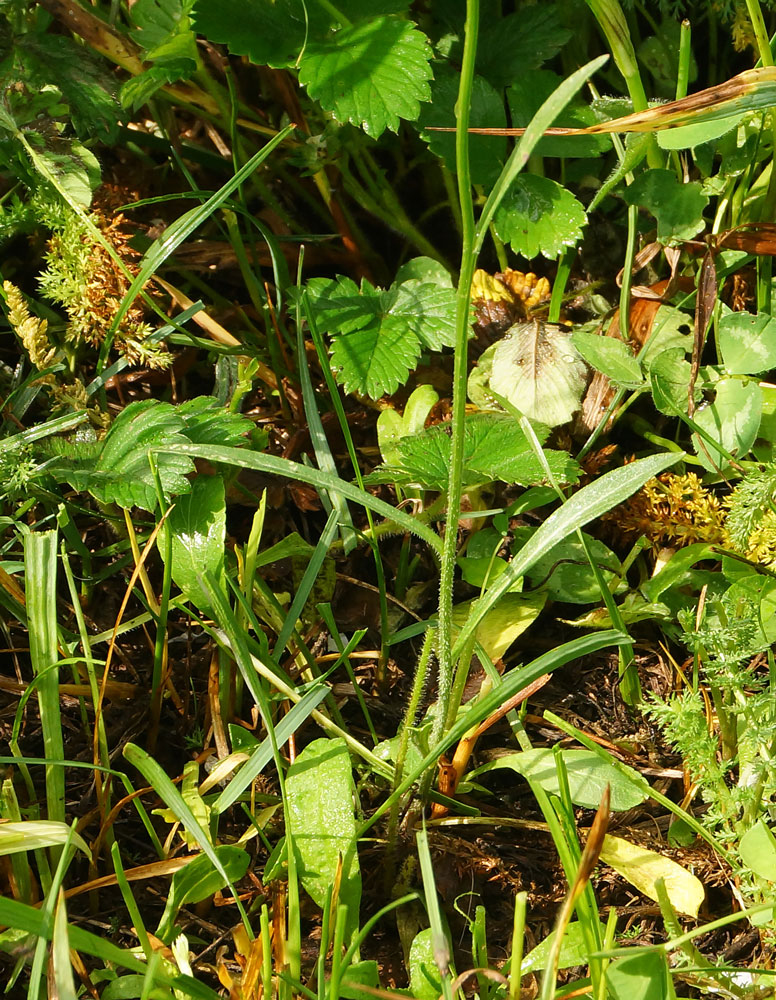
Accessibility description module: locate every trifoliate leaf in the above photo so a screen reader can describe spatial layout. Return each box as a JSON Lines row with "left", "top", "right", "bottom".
{"left": 121, "top": 0, "right": 198, "bottom": 108}
{"left": 305, "top": 273, "right": 457, "bottom": 398}
{"left": 392, "top": 280, "right": 457, "bottom": 350}
{"left": 622, "top": 169, "right": 708, "bottom": 244}
{"left": 366, "top": 413, "right": 579, "bottom": 490}
{"left": 494, "top": 174, "right": 587, "bottom": 259}
{"left": 419, "top": 66, "right": 506, "bottom": 187}
{"left": 489, "top": 321, "right": 588, "bottom": 427}
{"left": 299, "top": 16, "right": 432, "bottom": 137}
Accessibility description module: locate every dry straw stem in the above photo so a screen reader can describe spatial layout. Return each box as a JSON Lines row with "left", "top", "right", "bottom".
{"left": 429, "top": 67, "right": 776, "bottom": 137}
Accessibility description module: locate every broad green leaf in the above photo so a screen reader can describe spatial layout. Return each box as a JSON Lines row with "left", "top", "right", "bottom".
{"left": 377, "top": 384, "right": 438, "bottom": 466}
{"left": 26, "top": 133, "right": 101, "bottom": 210}
{"left": 489, "top": 321, "right": 588, "bottom": 427}
{"left": 56, "top": 399, "right": 194, "bottom": 510}
{"left": 13, "top": 34, "right": 121, "bottom": 141}
{"left": 156, "top": 847, "right": 250, "bottom": 943}
{"left": 572, "top": 330, "right": 643, "bottom": 388}
{"left": 420, "top": 68, "right": 506, "bottom": 186}
{"left": 192, "top": 0, "right": 324, "bottom": 67}
{"left": 178, "top": 396, "right": 254, "bottom": 445}
{"left": 508, "top": 69, "right": 611, "bottom": 158}
{"left": 471, "top": 748, "right": 647, "bottom": 811}
{"left": 637, "top": 305, "right": 693, "bottom": 369}
{"left": 606, "top": 949, "right": 669, "bottom": 1000}
{"left": 286, "top": 738, "right": 361, "bottom": 941}
{"left": 155, "top": 442, "right": 443, "bottom": 554}
{"left": 477, "top": 7, "right": 572, "bottom": 86}
{"left": 341, "top": 960, "right": 380, "bottom": 1000}
{"left": 452, "top": 591, "right": 547, "bottom": 661}
{"left": 409, "top": 928, "right": 442, "bottom": 1000}
{"left": 367, "top": 412, "right": 579, "bottom": 490}
{"left": 0, "top": 821, "right": 90, "bottom": 859}
{"left": 305, "top": 274, "right": 457, "bottom": 398}
{"left": 622, "top": 169, "right": 708, "bottom": 243}
{"left": 520, "top": 530, "right": 622, "bottom": 604}
{"left": 160, "top": 474, "right": 225, "bottom": 612}
{"left": 122, "top": 0, "right": 197, "bottom": 107}
{"left": 692, "top": 377, "right": 762, "bottom": 471}
{"left": 599, "top": 834, "right": 705, "bottom": 916}
{"left": 649, "top": 349, "right": 693, "bottom": 416}
{"left": 739, "top": 820, "right": 776, "bottom": 881}
{"left": 657, "top": 114, "right": 742, "bottom": 150}
{"left": 719, "top": 311, "right": 776, "bottom": 376}
{"left": 520, "top": 920, "right": 607, "bottom": 974}
{"left": 452, "top": 451, "right": 683, "bottom": 656}
{"left": 299, "top": 17, "right": 432, "bottom": 138}
{"left": 494, "top": 174, "right": 587, "bottom": 259}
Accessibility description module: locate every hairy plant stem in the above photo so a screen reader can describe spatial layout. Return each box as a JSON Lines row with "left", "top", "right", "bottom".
{"left": 385, "top": 628, "right": 436, "bottom": 890}
{"left": 433, "top": 0, "right": 479, "bottom": 751}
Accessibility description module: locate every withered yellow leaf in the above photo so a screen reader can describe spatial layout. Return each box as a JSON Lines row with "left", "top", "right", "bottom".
{"left": 599, "top": 834, "right": 704, "bottom": 917}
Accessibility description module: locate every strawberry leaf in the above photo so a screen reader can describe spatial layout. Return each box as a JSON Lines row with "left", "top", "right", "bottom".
{"left": 494, "top": 175, "right": 587, "bottom": 259}
{"left": 305, "top": 270, "right": 457, "bottom": 398}
{"left": 299, "top": 16, "right": 432, "bottom": 137}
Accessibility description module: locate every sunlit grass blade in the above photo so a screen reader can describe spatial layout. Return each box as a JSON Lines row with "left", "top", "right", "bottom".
{"left": 122, "top": 742, "right": 253, "bottom": 936}
{"left": 24, "top": 530, "right": 64, "bottom": 828}
{"left": 155, "top": 441, "right": 443, "bottom": 554}
{"left": 108, "top": 123, "right": 296, "bottom": 341}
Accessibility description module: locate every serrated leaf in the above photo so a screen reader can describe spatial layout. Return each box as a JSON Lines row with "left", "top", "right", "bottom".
{"left": 179, "top": 396, "right": 253, "bottom": 446}
{"left": 192, "top": 0, "right": 321, "bottom": 68}
{"left": 59, "top": 400, "right": 194, "bottom": 510}
{"left": 494, "top": 174, "right": 586, "bottom": 259}
{"left": 286, "top": 738, "right": 361, "bottom": 942}
{"left": 305, "top": 274, "right": 455, "bottom": 398}
{"left": 419, "top": 67, "right": 506, "bottom": 187}
{"left": 299, "top": 16, "right": 432, "bottom": 137}
{"left": 156, "top": 846, "right": 249, "bottom": 943}
{"left": 392, "top": 279, "right": 457, "bottom": 350}
{"left": 490, "top": 321, "right": 588, "bottom": 427}
{"left": 572, "top": 330, "right": 644, "bottom": 388}
{"left": 719, "top": 310, "right": 776, "bottom": 375}
{"left": 14, "top": 34, "right": 121, "bottom": 141}
{"left": 471, "top": 748, "right": 647, "bottom": 811}
{"left": 508, "top": 69, "right": 611, "bottom": 159}
{"left": 122, "top": 0, "right": 198, "bottom": 108}
{"left": 693, "top": 377, "right": 762, "bottom": 471}
{"left": 160, "top": 475, "right": 225, "bottom": 612}
{"left": 369, "top": 413, "right": 578, "bottom": 490}
{"left": 477, "top": 6, "right": 572, "bottom": 86}
{"left": 622, "top": 169, "right": 708, "bottom": 243}
{"left": 599, "top": 834, "right": 705, "bottom": 917}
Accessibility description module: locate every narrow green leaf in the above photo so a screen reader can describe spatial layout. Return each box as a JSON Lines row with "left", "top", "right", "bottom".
{"left": 452, "top": 452, "right": 682, "bottom": 657}
{"left": 156, "top": 846, "right": 250, "bottom": 943}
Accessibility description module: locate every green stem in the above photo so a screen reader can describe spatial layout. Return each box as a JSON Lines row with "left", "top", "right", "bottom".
{"left": 433, "top": 0, "right": 479, "bottom": 750}
{"left": 585, "top": 0, "right": 661, "bottom": 168}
